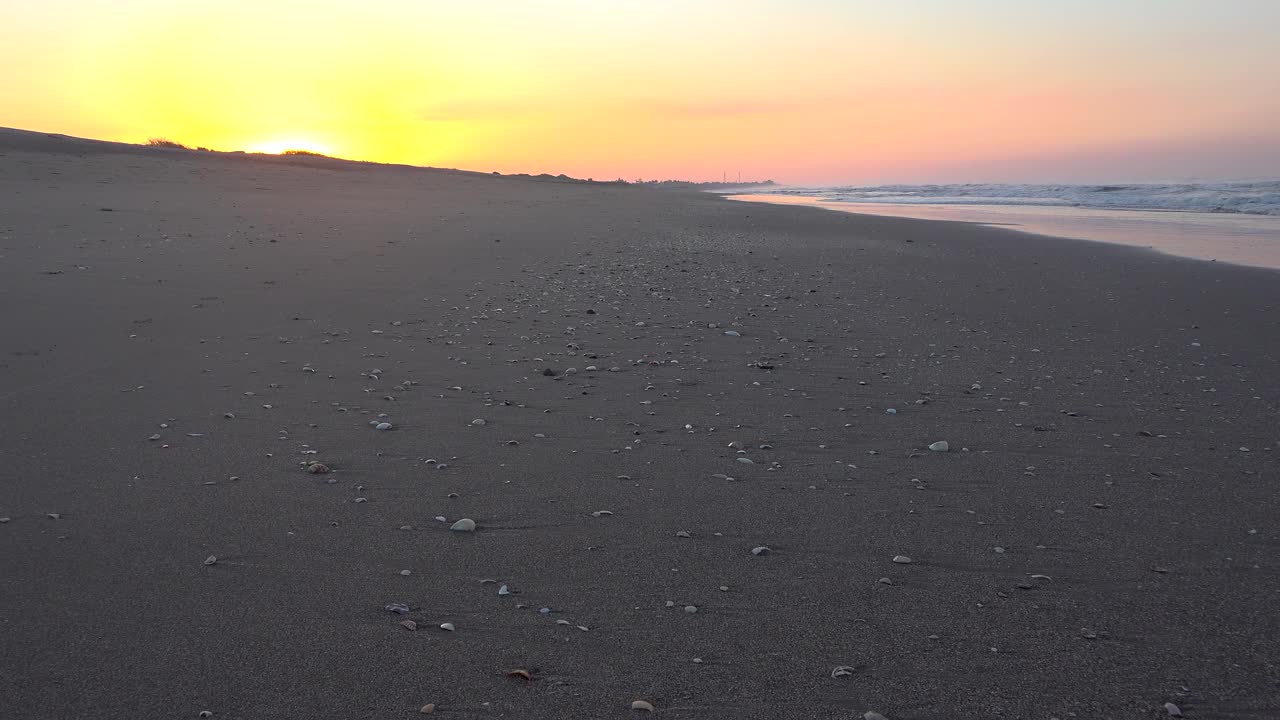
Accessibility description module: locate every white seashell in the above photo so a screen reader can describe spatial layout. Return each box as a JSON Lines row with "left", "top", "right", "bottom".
{"left": 449, "top": 518, "right": 476, "bottom": 532}
{"left": 630, "top": 700, "right": 655, "bottom": 712}
{"left": 439, "top": 623, "right": 455, "bottom": 632}
{"left": 892, "top": 555, "right": 912, "bottom": 564}
{"left": 375, "top": 422, "right": 393, "bottom": 431}
{"left": 928, "top": 441, "right": 949, "bottom": 452}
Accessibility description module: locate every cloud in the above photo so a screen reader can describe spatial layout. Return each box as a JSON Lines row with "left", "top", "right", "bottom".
{"left": 646, "top": 97, "right": 802, "bottom": 117}
{"left": 417, "top": 99, "right": 535, "bottom": 122}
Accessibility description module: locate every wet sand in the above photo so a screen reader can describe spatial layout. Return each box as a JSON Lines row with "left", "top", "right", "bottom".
{"left": 2, "top": 128, "right": 1278, "bottom": 719}
{"left": 728, "top": 193, "right": 1280, "bottom": 271}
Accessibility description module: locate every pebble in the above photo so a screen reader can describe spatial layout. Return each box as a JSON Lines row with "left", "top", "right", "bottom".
{"left": 684, "top": 605, "right": 698, "bottom": 614}
{"left": 385, "top": 603, "right": 410, "bottom": 614}
{"left": 306, "top": 462, "right": 330, "bottom": 474}
{"left": 723, "top": 330, "right": 741, "bottom": 337}
{"left": 420, "top": 704, "right": 435, "bottom": 714}
{"left": 865, "top": 713, "right": 889, "bottom": 720}
{"left": 631, "top": 700, "right": 655, "bottom": 712}
{"left": 928, "top": 441, "right": 949, "bottom": 452}
{"left": 470, "top": 418, "right": 487, "bottom": 426}
{"left": 675, "top": 530, "right": 691, "bottom": 538}
{"left": 1164, "top": 702, "right": 1183, "bottom": 717}
{"left": 892, "top": 555, "right": 912, "bottom": 564}
{"left": 199, "top": 712, "right": 213, "bottom": 719}
{"left": 449, "top": 518, "right": 477, "bottom": 532}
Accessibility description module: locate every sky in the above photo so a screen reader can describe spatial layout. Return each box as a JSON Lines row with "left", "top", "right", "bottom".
{"left": 2, "top": 0, "right": 1279, "bottom": 184}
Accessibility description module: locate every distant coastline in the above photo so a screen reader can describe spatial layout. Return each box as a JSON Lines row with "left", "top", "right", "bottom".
{"left": 0, "top": 126, "right": 773, "bottom": 190}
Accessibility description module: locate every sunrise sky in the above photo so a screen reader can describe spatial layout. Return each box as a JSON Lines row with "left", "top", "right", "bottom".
{"left": 3, "top": 0, "right": 1279, "bottom": 184}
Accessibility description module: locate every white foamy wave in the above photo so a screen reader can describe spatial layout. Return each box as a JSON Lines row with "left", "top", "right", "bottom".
{"left": 761, "top": 181, "right": 1280, "bottom": 216}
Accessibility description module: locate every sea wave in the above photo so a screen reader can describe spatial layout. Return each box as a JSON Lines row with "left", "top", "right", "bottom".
{"left": 759, "top": 181, "right": 1280, "bottom": 216}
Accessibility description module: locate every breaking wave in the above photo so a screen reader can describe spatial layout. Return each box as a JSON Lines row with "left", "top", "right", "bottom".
{"left": 760, "top": 181, "right": 1280, "bottom": 216}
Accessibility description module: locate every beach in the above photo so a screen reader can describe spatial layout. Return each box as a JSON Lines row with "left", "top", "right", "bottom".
{"left": 1, "top": 129, "right": 1278, "bottom": 719}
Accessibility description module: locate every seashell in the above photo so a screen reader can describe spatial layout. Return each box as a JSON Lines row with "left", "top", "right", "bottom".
{"left": 203, "top": 555, "right": 217, "bottom": 566}
{"left": 892, "top": 555, "right": 913, "bottom": 564}
{"left": 928, "top": 441, "right": 949, "bottom": 452}
{"left": 751, "top": 546, "right": 771, "bottom": 556}
{"left": 630, "top": 700, "right": 655, "bottom": 712}
{"left": 831, "top": 665, "right": 856, "bottom": 679}
{"left": 439, "top": 623, "right": 455, "bottom": 632}
{"left": 306, "top": 462, "right": 330, "bottom": 474}
{"left": 449, "top": 518, "right": 476, "bottom": 532}
{"left": 399, "top": 620, "right": 417, "bottom": 631}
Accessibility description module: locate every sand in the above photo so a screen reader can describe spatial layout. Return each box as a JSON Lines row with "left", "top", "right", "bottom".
{"left": 1, "top": 128, "right": 1277, "bottom": 719}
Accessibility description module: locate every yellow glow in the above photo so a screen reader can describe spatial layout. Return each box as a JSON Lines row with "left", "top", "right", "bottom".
{"left": 245, "top": 139, "right": 334, "bottom": 156}
{"left": 1, "top": 1, "right": 1277, "bottom": 183}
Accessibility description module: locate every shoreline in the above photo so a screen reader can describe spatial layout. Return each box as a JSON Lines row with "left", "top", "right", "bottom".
{"left": 2, "top": 134, "right": 1278, "bottom": 719}
{"left": 727, "top": 192, "right": 1280, "bottom": 271}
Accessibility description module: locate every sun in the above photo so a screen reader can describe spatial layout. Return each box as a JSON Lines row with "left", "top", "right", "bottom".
{"left": 247, "top": 138, "right": 333, "bottom": 156}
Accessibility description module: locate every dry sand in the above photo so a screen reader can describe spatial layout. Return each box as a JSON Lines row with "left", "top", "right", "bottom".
{"left": 1, "top": 128, "right": 1277, "bottom": 719}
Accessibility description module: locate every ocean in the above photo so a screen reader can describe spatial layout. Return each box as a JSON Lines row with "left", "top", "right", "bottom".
{"left": 729, "top": 181, "right": 1280, "bottom": 270}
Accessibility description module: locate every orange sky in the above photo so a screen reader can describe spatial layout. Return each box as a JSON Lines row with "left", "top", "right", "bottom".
{"left": 3, "top": 1, "right": 1279, "bottom": 183}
